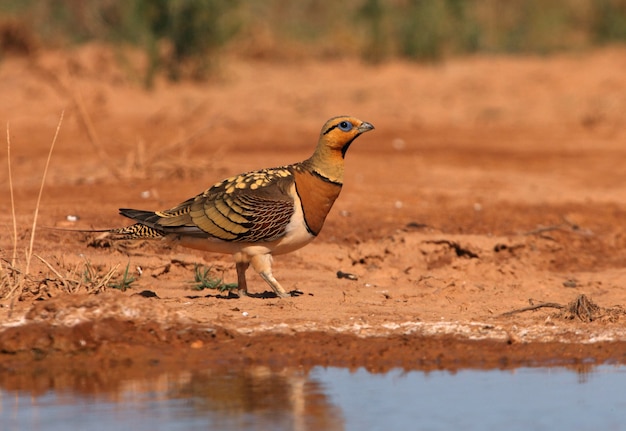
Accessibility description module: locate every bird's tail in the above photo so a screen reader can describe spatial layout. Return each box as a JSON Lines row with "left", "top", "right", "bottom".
{"left": 108, "top": 208, "right": 166, "bottom": 239}
{"left": 43, "top": 223, "right": 165, "bottom": 240}
{"left": 107, "top": 223, "right": 165, "bottom": 240}
{"left": 44, "top": 208, "right": 166, "bottom": 240}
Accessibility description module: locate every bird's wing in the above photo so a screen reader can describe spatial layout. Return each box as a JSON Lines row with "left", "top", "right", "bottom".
{"left": 140, "top": 166, "right": 297, "bottom": 242}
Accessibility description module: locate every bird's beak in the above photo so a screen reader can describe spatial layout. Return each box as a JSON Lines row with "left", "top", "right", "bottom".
{"left": 357, "top": 122, "right": 375, "bottom": 133}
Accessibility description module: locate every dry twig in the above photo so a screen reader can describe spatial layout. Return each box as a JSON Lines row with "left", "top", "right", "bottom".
{"left": 500, "top": 302, "right": 565, "bottom": 317}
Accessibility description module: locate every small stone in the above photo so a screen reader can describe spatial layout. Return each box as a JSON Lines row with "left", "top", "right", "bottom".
{"left": 392, "top": 138, "right": 406, "bottom": 150}
{"left": 337, "top": 271, "right": 358, "bottom": 281}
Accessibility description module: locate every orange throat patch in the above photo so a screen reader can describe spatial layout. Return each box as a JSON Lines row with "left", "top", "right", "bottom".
{"left": 293, "top": 169, "right": 342, "bottom": 236}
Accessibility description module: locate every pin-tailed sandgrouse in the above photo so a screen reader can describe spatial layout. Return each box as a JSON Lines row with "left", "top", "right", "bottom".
{"left": 109, "top": 116, "right": 374, "bottom": 297}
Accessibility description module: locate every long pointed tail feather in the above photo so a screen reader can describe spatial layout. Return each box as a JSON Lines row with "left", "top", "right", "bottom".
{"left": 43, "top": 207, "right": 166, "bottom": 240}
{"left": 43, "top": 223, "right": 165, "bottom": 239}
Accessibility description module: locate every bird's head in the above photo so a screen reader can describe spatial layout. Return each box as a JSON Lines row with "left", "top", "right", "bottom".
{"left": 318, "top": 116, "right": 375, "bottom": 159}
{"left": 307, "top": 115, "right": 374, "bottom": 183}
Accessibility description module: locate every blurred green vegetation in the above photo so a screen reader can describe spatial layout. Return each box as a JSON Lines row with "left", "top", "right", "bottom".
{"left": 1, "top": 0, "right": 626, "bottom": 82}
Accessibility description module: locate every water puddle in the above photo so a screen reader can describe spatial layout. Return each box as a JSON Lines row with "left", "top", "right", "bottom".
{"left": 1, "top": 364, "right": 625, "bottom": 430}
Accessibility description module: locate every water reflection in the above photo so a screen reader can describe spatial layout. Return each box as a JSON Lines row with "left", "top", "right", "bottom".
{"left": 1, "top": 364, "right": 625, "bottom": 431}
{"left": 0, "top": 366, "right": 343, "bottom": 431}
{"left": 168, "top": 367, "right": 343, "bottom": 430}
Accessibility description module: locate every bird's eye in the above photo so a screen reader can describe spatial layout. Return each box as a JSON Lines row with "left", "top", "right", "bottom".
{"left": 338, "top": 121, "right": 353, "bottom": 132}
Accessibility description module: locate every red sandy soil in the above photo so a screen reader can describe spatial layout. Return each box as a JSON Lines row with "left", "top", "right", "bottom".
{"left": 1, "top": 45, "right": 626, "bottom": 383}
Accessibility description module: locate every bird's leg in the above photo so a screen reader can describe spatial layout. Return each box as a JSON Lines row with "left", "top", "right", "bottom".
{"left": 234, "top": 259, "right": 250, "bottom": 298}
{"left": 250, "top": 254, "right": 290, "bottom": 298}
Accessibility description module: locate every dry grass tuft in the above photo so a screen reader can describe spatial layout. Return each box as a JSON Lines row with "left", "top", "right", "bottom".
{"left": 1, "top": 113, "right": 136, "bottom": 304}
{"left": 557, "top": 294, "right": 626, "bottom": 323}
{"left": 501, "top": 294, "right": 626, "bottom": 323}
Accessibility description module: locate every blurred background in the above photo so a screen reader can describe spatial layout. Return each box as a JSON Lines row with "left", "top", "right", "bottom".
{"left": 2, "top": 0, "right": 626, "bottom": 86}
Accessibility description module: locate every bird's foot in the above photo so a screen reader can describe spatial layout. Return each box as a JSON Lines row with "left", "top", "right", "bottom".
{"left": 275, "top": 290, "right": 291, "bottom": 298}
{"left": 230, "top": 288, "right": 249, "bottom": 299}
{"left": 274, "top": 289, "right": 304, "bottom": 298}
